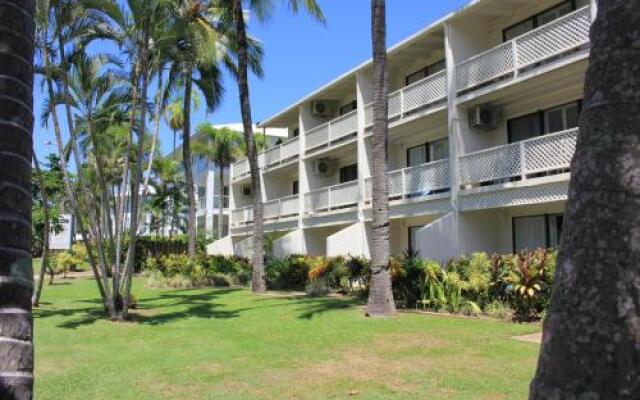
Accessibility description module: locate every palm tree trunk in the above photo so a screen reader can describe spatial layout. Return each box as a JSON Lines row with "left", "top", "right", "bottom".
{"left": 218, "top": 164, "right": 225, "bottom": 239}
{"left": 0, "top": 1, "right": 35, "bottom": 397}
{"left": 122, "top": 38, "right": 152, "bottom": 319}
{"left": 366, "top": 0, "right": 395, "bottom": 317}
{"left": 55, "top": 29, "right": 112, "bottom": 312}
{"left": 183, "top": 70, "right": 197, "bottom": 257}
{"left": 32, "top": 152, "right": 50, "bottom": 307}
{"left": 529, "top": 2, "right": 640, "bottom": 398}
{"left": 232, "top": 0, "right": 266, "bottom": 292}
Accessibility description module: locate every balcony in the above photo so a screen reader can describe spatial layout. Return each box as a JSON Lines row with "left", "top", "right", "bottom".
{"left": 365, "top": 70, "right": 447, "bottom": 127}
{"left": 264, "top": 194, "right": 300, "bottom": 221}
{"left": 259, "top": 136, "right": 300, "bottom": 170}
{"left": 231, "top": 205, "right": 253, "bottom": 227}
{"left": 232, "top": 158, "right": 250, "bottom": 181}
{"left": 365, "top": 160, "right": 451, "bottom": 201}
{"left": 458, "top": 128, "right": 577, "bottom": 189}
{"left": 305, "top": 110, "right": 358, "bottom": 152}
{"left": 455, "top": 6, "right": 591, "bottom": 94}
{"left": 304, "top": 181, "right": 360, "bottom": 215}
{"left": 197, "top": 195, "right": 229, "bottom": 215}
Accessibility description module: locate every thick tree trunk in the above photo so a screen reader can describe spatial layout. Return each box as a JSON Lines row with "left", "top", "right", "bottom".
{"left": 366, "top": 0, "right": 395, "bottom": 317}
{"left": 183, "top": 72, "right": 197, "bottom": 258}
{"left": 32, "top": 152, "right": 49, "bottom": 307}
{"left": 218, "top": 164, "right": 225, "bottom": 239}
{"left": 529, "top": 2, "right": 640, "bottom": 398}
{"left": 0, "top": 1, "right": 35, "bottom": 398}
{"left": 233, "top": 0, "right": 266, "bottom": 292}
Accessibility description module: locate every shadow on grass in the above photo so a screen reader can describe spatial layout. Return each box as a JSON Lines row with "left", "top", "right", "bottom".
{"left": 35, "top": 286, "right": 363, "bottom": 329}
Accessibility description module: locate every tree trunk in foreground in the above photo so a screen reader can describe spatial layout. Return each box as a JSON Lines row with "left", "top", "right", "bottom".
{"left": 32, "top": 153, "right": 49, "bottom": 308}
{"left": 0, "top": 1, "right": 35, "bottom": 398}
{"left": 366, "top": 0, "right": 395, "bottom": 317}
{"left": 183, "top": 72, "right": 197, "bottom": 258}
{"left": 232, "top": 0, "right": 266, "bottom": 293}
{"left": 530, "top": 2, "right": 640, "bottom": 398}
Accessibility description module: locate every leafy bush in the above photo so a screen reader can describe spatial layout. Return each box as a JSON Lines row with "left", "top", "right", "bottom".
{"left": 144, "top": 254, "right": 251, "bottom": 288}
{"left": 266, "top": 255, "right": 310, "bottom": 290}
{"left": 484, "top": 300, "right": 515, "bottom": 321}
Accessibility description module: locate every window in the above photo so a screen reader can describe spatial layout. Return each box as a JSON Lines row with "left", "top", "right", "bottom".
{"left": 406, "top": 138, "right": 449, "bottom": 167}
{"left": 430, "top": 138, "right": 449, "bottom": 161}
{"left": 544, "top": 102, "right": 580, "bottom": 133}
{"left": 408, "top": 226, "right": 421, "bottom": 255}
{"left": 292, "top": 127, "right": 300, "bottom": 137}
{"left": 339, "top": 101, "right": 357, "bottom": 116}
{"left": 407, "top": 144, "right": 428, "bottom": 167}
{"left": 405, "top": 60, "right": 446, "bottom": 86}
{"left": 508, "top": 100, "right": 581, "bottom": 143}
{"left": 339, "top": 164, "right": 358, "bottom": 183}
{"left": 292, "top": 180, "right": 299, "bottom": 195}
{"left": 513, "top": 214, "right": 564, "bottom": 252}
{"left": 503, "top": 1, "right": 577, "bottom": 42}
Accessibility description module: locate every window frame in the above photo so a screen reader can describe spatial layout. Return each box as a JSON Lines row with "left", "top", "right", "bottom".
{"left": 507, "top": 100, "right": 582, "bottom": 144}
{"left": 338, "top": 163, "right": 358, "bottom": 184}
{"left": 339, "top": 101, "right": 357, "bottom": 116}
{"left": 408, "top": 226, "right": 422, "bottom": 254}
{"left": 502, "top": 1, "right": 578, "bottom": 42}
{"left": 512, "top": 213, "right": 564, "bottom": 253}
{"left": 404, "top": 59, "right": 446, "bottom": 87}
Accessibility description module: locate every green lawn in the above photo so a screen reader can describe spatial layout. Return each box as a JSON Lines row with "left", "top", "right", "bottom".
{"left": 34, "top": 277, "right": 541, "bottom": 399}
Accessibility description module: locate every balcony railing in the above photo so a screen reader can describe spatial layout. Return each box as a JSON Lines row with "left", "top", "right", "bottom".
{"left": 304, "top": 181, "right": 360, "bottom": 214}
{"left": 305, "top": 109, "right": 358, "bottom": 151}
{"left": 458, "top": 128, "right": 578, "bottom": 188}
{"left": 365, "top": 70, "right": 447, "bottom": 127}
{"left": 455, "top": 6, "right": 591, "bottom": 93}
{"left": 232, "top": 158, "right": 250, "bottom": 181}
{"left": 264, "top": 194, "right": 300, "bottom": 221}
{"left": 365, "top": 159, "right": 451, "bottom": 200}
{"left": 261, "top": 136, "right": 300, "bottom": 169}
{"left": 231, "top": 205, "right": 253, "bottom": 227}
{"left": 197, "top": 195, "right": 229, "bottom": 212}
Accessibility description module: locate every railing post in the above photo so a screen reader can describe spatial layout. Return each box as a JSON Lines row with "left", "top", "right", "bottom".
{"left": 512, "top": 40, "right": 519, "bottom": 78}
{"left": 327, "top": 188, "right": 332, "bottom": 211}
{"left": 402, "top": 168, "right": 407, "bottom": 198}
{"left": 400, "top": 90, "right": 405, "bottom": 116}
{"left": 520, "top": 141, "right": 527, "bottom": 181}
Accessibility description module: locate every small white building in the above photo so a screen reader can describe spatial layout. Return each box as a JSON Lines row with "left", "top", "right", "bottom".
{"left": 210, "top": 0, "right": 594, "bottom": 260}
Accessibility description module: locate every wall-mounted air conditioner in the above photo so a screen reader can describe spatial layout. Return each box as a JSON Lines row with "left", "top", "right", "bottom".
{"left": 469, "top": 105, "right": 502, "bottom": 130}
{"left": 313, "top": 159, "right": 336, "bottom": 176}
{"left": 311, "top": 101, "right": 335, "bottom": 119}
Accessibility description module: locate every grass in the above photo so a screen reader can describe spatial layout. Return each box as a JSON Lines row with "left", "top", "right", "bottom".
{"left": 35, "top": 277, "right": 542, "bottom": 399}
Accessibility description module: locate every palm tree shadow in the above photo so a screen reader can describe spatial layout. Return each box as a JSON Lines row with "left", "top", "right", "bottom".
{"left": 253, "top": 294, "right": 363, "bottom": 320}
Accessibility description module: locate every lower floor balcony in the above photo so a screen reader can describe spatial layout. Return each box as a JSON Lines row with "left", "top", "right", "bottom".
{"left": 264, "top": 194, "right": 300, "bottom": 221}
{"left": 365, "top": 159, "right": 451, "bottom": 201}
{"left": 304, "top": 181, "right": 360, "bottom": 215}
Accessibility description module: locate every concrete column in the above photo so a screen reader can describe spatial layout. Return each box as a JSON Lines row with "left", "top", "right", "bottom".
{"left": 298, "top": 105, "right": 314, "bottom": 229}
{"left": 205, "top": 169, "right": 215, "bottom": 235}
{"left": 356, "top": 71, "right": 374, "bottom": 222}
{"left": 444, "top": 21, "right": 462, "bottom": 257}
{"left": 590, "top": 0, "right": 597, "bottom": 21}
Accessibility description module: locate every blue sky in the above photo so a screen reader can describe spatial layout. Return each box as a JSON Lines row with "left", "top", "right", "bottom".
{"left": 34, "top": 0, "right": 469, "bottom": 162}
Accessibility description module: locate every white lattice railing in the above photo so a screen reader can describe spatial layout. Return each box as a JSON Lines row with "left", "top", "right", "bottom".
{"left": 456, "top": 6, "right": 591, "bottom": 92}
{"left": 304, "top": 181, "right": 360, "bottom": 214}
{"left": 364, "top": 160, "right": 451, "bottom": 200}
{"left": 305, "top": 110, "right": 358, "bottom": 151}
{"left": 232, "top": 158, "right": 250, "bottom": 180}
{"left": 459, "top": 128, "right": 578, "bottom": 187}
{"left": 264, "top": 194, "right": 300, "bottom": 220}
{"left": 260, "top": 136, "right": 300, "bottom": 169}
{"left": 365, "top": 71, "right": 447, "bottom": 127}
{"left": 231, "top": 205, "right": 254, "bottom": 227}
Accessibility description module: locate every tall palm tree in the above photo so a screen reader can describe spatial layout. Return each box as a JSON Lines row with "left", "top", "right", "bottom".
{"left": 529, "top": 2, "right": 640, "bottom": 398}
{"left": 166, "top": 100, "right": 184, "bottom": 157}
{"left": 0, "top": 1, "right": 35, "bottom": 398}
{"left": 32, "top": 152, "right": 52, "bottom": 307}
{"left": 366, "top": 0, "right": 395, "bottom": 316}
{"left": 225, "top": 0, "right": 324, "bottom": 293}
{"left": 193, "top": 125, "right": 242, "bottom": 239}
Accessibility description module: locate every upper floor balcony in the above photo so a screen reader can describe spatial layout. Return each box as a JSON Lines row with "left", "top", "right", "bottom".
{"left": 264, "top": 194, "right": 300, "bottom": 221}
{"left": 304, "top": 109, "right": 359, "bottom": 153}
{"left": 197, "top": 195, "right": 229, "bottom": 216}
{"left": 304, "top": 180, "right": 360, "bottom": 215}
{"left": 458, "top": 127, "right": 577, "bottom": 190}
{"left": 364, "top": 70, "right": 447, "bottom": 128}
{"left": 455, "top": 5, "right": 591, "bottom": 96}
{"left": 365, "top": 160, "right": 451, "bottom": 202}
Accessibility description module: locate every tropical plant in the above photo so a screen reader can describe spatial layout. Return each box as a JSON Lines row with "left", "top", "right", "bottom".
{"left": 193, "top": 125, "right": 243, "bottom": 239}
{"left": 223, "top": 0, "right": 324, "bottom": 293}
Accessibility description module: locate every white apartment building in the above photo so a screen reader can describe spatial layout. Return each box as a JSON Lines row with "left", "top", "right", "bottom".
{"left": 209, "top": 0, "right": 595, "bottom": 261}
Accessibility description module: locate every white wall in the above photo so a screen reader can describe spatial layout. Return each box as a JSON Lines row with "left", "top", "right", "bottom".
{"left": 326, "top": 222, "right": 371, "bottom": 258}
{"left": 416, "top": 212, "right": 457, "bottom": 262}
{"left": 272, "top": 230, "right": 304, "bottom": 259}
{"left": 206, "top": 236, "right": 234, "bottom": 256}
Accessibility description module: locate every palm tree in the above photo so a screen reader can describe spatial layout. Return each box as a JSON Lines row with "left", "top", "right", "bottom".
{"left": 225, "top": 0, "right": 324, "bottom": 292}
{"left": 149, "top": 157, "right": 186, "bottom": 238}
{"left": 529, "top": 2, "right": 640, "bottom": 398}
{"left": 0, "top": 1, "right": 35, "bottom": 398}
{"left": 193, "top": 125, "right": 243, "bottom": 239}
{"left": 166, "top": 100, "right": 185, "bottom": 158}
{"left": 366, "top": 0, "right": 395, "bottom": 316}
{"left": 32, "top": 152, "right": 52, "bottom": 307}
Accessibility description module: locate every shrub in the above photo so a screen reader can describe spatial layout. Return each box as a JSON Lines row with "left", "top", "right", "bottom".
{"left": 484, "top": 300, "right": 515, "bottom": 321}
{"left": 144, "top": 254, "right": 251, "bottom": 288}
{"left": 266, "top": 255, "right": 310, "bottom": 290}
{"left": 305, "top": 278, "right": 331, "bottom": 297}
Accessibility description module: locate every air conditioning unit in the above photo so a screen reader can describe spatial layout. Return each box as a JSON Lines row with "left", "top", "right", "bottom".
{"left": 241, "top": 186, "right": 252, "bottom": 198}
{"left": 469, "top": 105, "right": 501, "bottom": 130}
{"left": 311, "top": 101, "right": 335, "bottom": 119}
{"left": 313, "top": 159, "right": 336, "bottom": 176}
